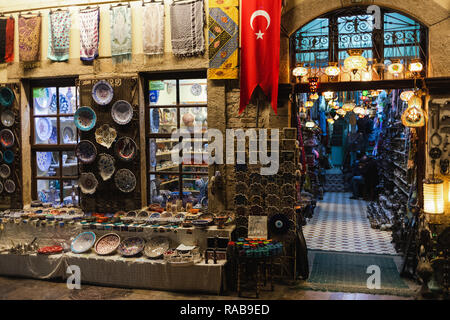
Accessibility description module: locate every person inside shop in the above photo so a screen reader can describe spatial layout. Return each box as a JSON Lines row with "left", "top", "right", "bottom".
{"left": 350, "top": 154, "right": 379, "bottom": 200}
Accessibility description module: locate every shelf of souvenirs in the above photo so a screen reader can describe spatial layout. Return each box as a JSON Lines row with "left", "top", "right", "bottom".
{"left": 380, "top": 170, "right": 409, "bottom": 196}
{"left": 383, "top": 157, "right": 408, "bottom": 173}
{"left": 381, "top": 146, "right": 408, "bottom": 156}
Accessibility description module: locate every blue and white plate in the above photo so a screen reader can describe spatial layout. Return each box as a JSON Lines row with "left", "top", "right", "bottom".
{"left": 71, "top": 231, "right": 96, "bottom": 254}
{"left": 74, "top": 106, "right": 96, "bottom": 132}
{"left": 36, "top": 118, "right": 53, "bottom": 141}
{"left": 151, "top": 108, "right": 160, "bottom": 133}
{"left": 49, "top": 127, "right": 57, "bottom": 144}
{"left": 37, "top": 152, "right": 52, "bottom": 172}
{"left": 3, "top": 150, "right": 14, "bottom": 164}
{"left": 92, "top": 80, "right": 114, "bottom": 106}
{"left": 59, "top": 94, "right": 70, "bottom": 114}
{"left": 149, "top": 90, "right": 160, "bottom": 104}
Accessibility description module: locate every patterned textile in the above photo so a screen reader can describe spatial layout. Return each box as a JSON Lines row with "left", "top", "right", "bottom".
{"left": 5, "top": 17, "right": 14, "bottom": 62}
{"left": 170, "top": 0, "right": 205, "bottom": 57}
{"left": 48, "top": 10, "right": 71, "bottom": 61}
{"left": 208, "top": 0, "right": 239, "bottom": 79}
{"left": 303, "top": 192, "right": 397, "bottom": 255}
{"left": 143, "top": 3, "right": 164, "bottom": 55}
{"left": 79, "top": 8, "right": 99, "bottom": 61}
{"left": 110, "top": 6, "right": 132, "bottom": 58}
{"left": 18, "top": 15, "right": 41, "bottom": 62}
{"left": 0, "top": 19, "right": 6, "bottom": 63}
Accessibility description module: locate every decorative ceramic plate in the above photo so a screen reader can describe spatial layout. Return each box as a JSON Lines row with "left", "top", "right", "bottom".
{"left": 4, "top": 179, "right": 15, "bottom": 193}
{"left": 62, "top": 126, "right": 74, "bottom": 144}
{"left": 0, "top": 164, "right": 11, "bottom": 179}
{"left": 1, "top": 109, "right": 15, "bottom": 127}
{"left": 268, "top": 214, "right": 291, "bottom": 235}
{"left": 118, "top": 237, "right": 145, "bottom": 257}
{"left": 192, "top": 219, "right": 211, "bottom": 228}
{"left": 3, "top": 150, "right": 14, "bottom": 164}
{"left": 151, "top": 109, "right": 160, "bottom": 133}
{"left": 190, "top": 83, "right": 202, "bottom": 96}
{"left": 149, "top": 90, "right": 160, "bottom": 104}
{"left": 71, "top": 231, "right": 96, "bottom": 254}
{"left": 48, "top": 127, "right": 58, "bottom": 144}
{"left": 95, "top": 124, "right": 117, "bottom": 149}
{"left": 97, "top": 153, "right": 115, "bottom": 181}
{"left": 92, "top": 80, "right": 114, "bottom": 106}
{"left": 35, "top": 117, "right": 53, "bottom": 142}
{"left": 144, "top": 237, "right": 170, "bottom": 258}
{"left": 74, "top": 106, "right": 96, "bottom": 132}
{"left": 59, "top": 93, "right": 70, "bottom": 114}
{"left": 75, "top": 140, "right": 97, "bottom": 164}
{"left": 115, "top": 137, "right": 137, "bottom": 162}
{"left": 111, "top": 100, "right": 133, "bottom": 125}
{"left": 36, "top": 152, "right": 52, "bottom": 172}
{"left": 0, "top": 87, "right": 14, "bottom": 107}
{"left": 114, "top": 169, "right": 136, "bottom": 193}
{"left": 79, "top": 172, "right": 98, "bottom": 194}
{"left": 38, "top": 245, "right": 63, "bottom": 255}
{"left": 94, "top": 233, "right": 120, "bottom": 255}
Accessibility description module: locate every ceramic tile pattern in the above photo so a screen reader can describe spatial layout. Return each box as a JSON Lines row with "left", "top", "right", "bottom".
{"left": 303, "top": 192, "right": 398, "bottom": 255}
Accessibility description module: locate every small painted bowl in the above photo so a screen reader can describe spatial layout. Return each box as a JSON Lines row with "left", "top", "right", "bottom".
{"left": 0, "top": 129, "right": 14, "bottom": 148}
{"left": 71, "top": 231, "right": 96, "bottom": 254}
{"left": 3, "top": 150, "right": 14, "bottom": 164}
{"left": 95, "top": 233, "right": 120, "bottom": 255}
{"left": 118, "top": 237, "right": 145, "bottom": 257}
{"left": 92, "top": 80, "right": 114, "bottom": 106}
{"left": 74, "top": 106, "right": 97, "bottom": 132}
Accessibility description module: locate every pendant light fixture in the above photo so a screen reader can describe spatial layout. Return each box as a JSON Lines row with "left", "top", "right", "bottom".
{"left": 400, "top": 90, "right": 415, "bottom": 102}
{"left": 308, "top": 76, "right": 319, "bottom": 93}
{"left": 304, "top": 101, "right": 314, "bottom": 108}
{"left": 323, "top": 91, "right": 334, "bottom": 100}
{"left": 388, "top": 59, "right": 404, "bottom": 76}
{"left": 325, "top": 62, "right": 340, "bottom": 80}
{"left": 342, "top": 101, "right": 356, "bottom": 112}
{"left": 423, "top": 179, "right": 445, "bottom": 214}
{"left": 408, "top": 58, "right": 423, "bottom": 74}
{"left": 344, "top": 49, "right": 367, "bottom": 74}
{"left": 292, "top": 63, "right": 308, "bottom": 77}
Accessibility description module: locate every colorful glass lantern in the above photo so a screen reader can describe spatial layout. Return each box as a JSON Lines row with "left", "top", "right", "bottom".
{"left": 401, "top": 105, "right": 426, "bottom": 127}
{"left": 323, "top": 91, "right": 334, "bottom": 100}
{"left": 334, "top": 115, "right": 339, "bottom": 121}
{"left": 310, "top": 93, "right": 319, "bottom": 100}
{"left": 342, "top": 102, "right": 355, "bottom": 112}
{"left": 388, "top": 60, "right": 404, "bottom": 75}
{"left": 308, "top": 77, "right": 319, "bottom": 93}
{"left": 325, "top": 62, "right": 340, "bottom": 79}
{"left": 408, "top": 59, "right": 423, "bottom": 73}
{"left": 327, "top": 118, "right": 335, "bottom": 124}
{"left": 353, "top": 106, "right": 365, "bottom": 115}
{"left": 304, "top": 101, "right": 314, "bottom": 108}
{"left": 336, "top": 108, "right": 346, "bottom": 116}
{"left": 423, "top": 179, "right": 445, "bottom": 214}
{"left": 408, "top": 94, "right": 423, "bottom": 108}
{"left": 344, "top": 49, "right": 367, "bottom": 74}
{"left": 292, "top": 64, "right": 308, "bottom": 77}
{"left": 305, "top": 121, "right": 316, "bottom": 128}
{"left": 400, "top": 90, "right": 415, "bottom": 102}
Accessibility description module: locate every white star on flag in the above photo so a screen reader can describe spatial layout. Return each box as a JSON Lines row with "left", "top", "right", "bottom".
{"left": 255, "top": 30, "right": 264, "bottom": 39}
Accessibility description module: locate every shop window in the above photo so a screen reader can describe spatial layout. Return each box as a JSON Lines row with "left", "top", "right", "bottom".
{"left": 146, "top": 72, "right": 208, "bottom": 207}
{"left": 31, "top": 79, "right": 79, "bottom": 205}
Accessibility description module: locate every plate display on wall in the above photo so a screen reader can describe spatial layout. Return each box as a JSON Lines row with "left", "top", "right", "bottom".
{"left": 74, "top": 106, "right": 96, "bottom": 132}
{"left": 95, "top": 233, "right": 121, "bottom": 255}
{"left": 0, "top": 129, "right": 14, "bottom": 148}
{"left": 35, "top": 118, "right": 52, "bottom": 141}
{"left": 97, "top": 153, "right": 115, "bottom": 181}
{"left": 36, "top": 152, "right": 52, "bottom": 172}
{"left": 114, "top": 168, "right": 136, "bottom": 193}
{"left": 59, "top": 93, "right": 70, "bottom": 114}
{"left": 92, "top": 80, "right": 114, "bottom": 106}
{"left": 115, "top": 137, "right": 137, "bottom": 162}
{"left": 111, "top": 100, "right": 133, "bottom": 125}
{"left": 75, "top": 140, "right": 97, "bottom": 164}
{"left": 118, "top": 237, "right": 145, "bottom": 257}
{"left": 0, "top": 164, "right": 11, "bottom": 178}
{"left": 149, "top": 90, "right": 160, "bottom": 104}
{"left": 190, "top": 83, "right": 202, "bottom": 96}
{"left": 95, "top": 124, "right": 117, "bottom": 149}
{"left": 1, "top": 109, "right": 15, "bottom": 127}
{"left": 3, "top": 150, "right": 14, "bottom": 164}
{"left": 62, "top": 126, "right": 75, "bottom": 144}
{"left": 79, "top": 172, "right": 98, "bottom": 194}
{"left": 0, "top": 87, "right": 14, "bottom": 107}
{"left": 71, "top": 231, "right": 96, "bottom": 254}
{"left": 4, "top": 179, "right": 15, "bottom": 193}
{"left": 48, "top": 127, "right": 58, "bottom": 144}
{"left": 0, "top": 181, "right": 3, "bottom": 194}
{"left": 151, "top": 108, "right": 160, "bottom": 133}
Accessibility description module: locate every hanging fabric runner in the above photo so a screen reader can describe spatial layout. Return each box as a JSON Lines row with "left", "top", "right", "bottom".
{"left": 208, "top": 0, "right": 239, "bottom": 79}
{"left": 0, "top": 19, "right": 6, "bottom": 63}
{"left": 48, "top": 10, "right": 71, "bottom": 62}
{"left": 79, "top": 8, "right": 100, "bottom": 61}
{"left": 143, "top": 3, "right": 164, "bottom": 55}
{"left": 5, "top": 17, "right": 14, "bottom": 63}
{"left": 110, "top": 6, "right": 132, "bottom": 61}
{"left": 170, "top": 0, "right": 205, "bottom": 57}
{"left": 240, "top": 0, "right": 282, "bottom": 114}
{"left": 18, "top": 15, "right": 42, "bottom": 62}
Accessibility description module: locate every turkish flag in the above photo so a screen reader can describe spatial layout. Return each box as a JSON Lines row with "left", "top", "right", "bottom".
{"left": 240, "top": 0, "right": 282, "bottom": 115}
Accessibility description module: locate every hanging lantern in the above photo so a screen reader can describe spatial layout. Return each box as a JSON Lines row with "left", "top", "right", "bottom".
{"left": 342, "top": 102, "right": 355, "bottom": 112}
{"left": 292, "top": 63, "right": 308, "bottom": 77}
{"left": 344, "top": 49, "right": 367, "bottom": 74}
{"left": 401, "top": 105, "right": 426, "bottom": 127}
{"left": 323, "top": 91, "right": 334, "bottom": 100}
{"left": 325, "top": 62, "right": 340, "bottom": 79}
{"left": 353, "top": 106, "right": 365, "bottom": 115}
{"left": 308, "top": 77, "right": 319, "bottom": 93}
{"left": 423, "top": 179, "right": 445, "bottom": 214}
{"left": 305, "top": 121, "right": 316, "bottom": 128}
{"left": 336, "top": 109, "right": 347, "bottom": 116}
{"left": 310, "top": 93, "right": 319, "bottom": 100}
{"left": 329, "top": 101, "right": 340, "bottom": 109}
{"left": 408, "top": 94, "right": 423, "bottom": 108}
{"left": 304, "top": 101, "right": 314, "bottom": 108}
{"left": 334, "top": 115, "right": 339, "bottom": 121}
{"left": 408, "top": 59, "right": 423, "bottom": 73}
{"left": 370, "top": 90, "right": 380, "bottom": 97}
{"left": 327, "top": 118, "right": 335, "bottom": 124}
{"left": 358, "top": 114, "right": 365, "bottom": 118}
{"left": 388, "top": 59, "right": 404, "bottom": 75}
{"left": 400, "top": 90, "right": 415, "bottom": 102}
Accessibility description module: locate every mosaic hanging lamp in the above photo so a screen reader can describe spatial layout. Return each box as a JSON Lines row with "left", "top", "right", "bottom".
{"left": 322, "top": 91, "right": 334, "bottom": 100}
{"left": 353, "top": 106, "right": 365, "bottom": 115}
{"left": 325, "top": 62, "right": 340, "bottom": 80}
{"left": 336, "top": 108, "right": 347, "bottom": 117}
{"left": 344, "top": 49, "right": 367, "bottom": 74}
{"left": 408, "top": 94, "right": 423, "bottom": 108}
{"left": 310, "top": 93, "right": 319, "bottom": 100}
{"left": 401, "top": 105, "right": 426, "bottom": 128}
{"left": 388, "top": 59, "right": 404, "bottom": 75}
{"left": 308, "top": 77, "right": 319, "bottom": 93}
{"left": 342, "top": 102, "right": 356, "bottom": 112}
{"left": 292, "top": 63, "right": 308, "bottom": 77}
{"left": 408, "top": 59, "right": 423, "bottom": 73}
{"left": 423, "top": 179, "right": 445, "bottom": 214}
{"left": 304, "top": 101, "right": 314, "bottom": 108}
{"left": 400, "top": 90, "right": 415, "bottom": 102}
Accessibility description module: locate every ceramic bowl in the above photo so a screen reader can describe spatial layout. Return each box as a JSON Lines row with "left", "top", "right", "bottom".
{"left": 95, "top": 124, "right": 117, "bottom": 149}
{"left": 115, "top": 137, "right": 137, "bottom": 162}
{"left": 92, "top": 80, "right": 114, "bottom": 106}
{"left": 74, "top": 106, "right": 96, "bottom": 132}
{"left": 97, "top": 153, "right": 115, "bottom": 181}
{"left": 111, "top": 100, "right": 133, "bottom": 125}
{"left": 76, "top": 140, "right": 97, "bottom": 164}
{"left": 1, "top": 109, "right": 15, "bottom": 127}
{"left": 0, "top": 129, "right": 14, "bottom": 148}
{"left": 0, "top": 87, "right": 14, "bottom": 107}
{"left": 4, "top": 179, "right": 15, "bottom": 193}
{"left": 192, "top": 219, "right": 211, "bottom": 228}
{"left": 94, "top": 233, "right": 121, "bottom": 255}
{"left": 144, "top": 237, "right": 170, "bottom": 258}
{"left": 118, "top": 237, "right": 145, "bottom": 257}
{"left": 71, "top": 231, "right": 96, "bottom": 254}
{"left": 114, "top": 169, "right": 136, "bottom": 193}
{"left": 0, "top": 164, "right": 11, "bottom": 179}
{"left": 3, "top": 150, "right": 14, "bottom": 164}
{"left": 79, "top": 172, "right": 98, "bottom": 195}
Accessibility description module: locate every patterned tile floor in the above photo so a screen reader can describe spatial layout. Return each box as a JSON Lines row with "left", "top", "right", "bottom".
{"left": 303, "top": 192, "right": 398, "bottom": 255}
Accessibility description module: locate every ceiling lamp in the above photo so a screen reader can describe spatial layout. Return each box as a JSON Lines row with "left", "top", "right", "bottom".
{"left": 308, "top": 77, "right": 319, "bottom": 93}
{"left": 323, "top": 91, "right": 334, "bottom": 100}
{"left": 342, "top": 102, "right": 355, "bottom": 112}
{"left": 400, "top": 90, "right": 415, "bottom": 102}
{"left": 408, "top": 59, "right": 423, "bottom": 73}
{"left": 334, "top": 115, "right": 339, "bottom": 121}
{"left": 353, "top": 106, "right": 365, "bottom": 115}
{"left": 305, "top": 121, "right": 316, "bottom": 128}
{"left": 292, "top": 63, "right": 308, "bottom": 77}
{"left": 310, "top": 93, "right": 319, "bottom": 100}
{"left": 304, "top": 101, "right": 314, "bottom": 108}
{"left": 408, "top": 94, "right": 423, "bottom": 108}
{"left": 423, "top": 179, "right": 445, "bottom": 214}
{"left": 344, "top": 49, "right": 367, "bottom": 74}
{"left": 388, "top": 59, "right": 404, "bottom": 75}
{"left": 401, "top": 105, "right": 426, "bottom": 127}
{"left": 325, "top": 62, "right": 340, "bottom": 79}
{"left": 329, "top": 101, "right": 340, "bottom": 109}
{"left": 327, "top": 118, "right": 335, "bottom": 124}
{"left": 336, "top": 109, "right": 347, "bottom": 116}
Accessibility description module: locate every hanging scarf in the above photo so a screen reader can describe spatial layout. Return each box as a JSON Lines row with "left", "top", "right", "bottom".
{"left": 170, "top": 0, "right": 205, "bottom": 57}
{"left": 5, "top": 17, "right": 14, "bottom": 62}
{"left": 110, "top": 6, "right": 132, "bottom": 60}
{"left": 0, "top": 19, "right": 6, "bottom": 63}
{"left": 18, "top": 15, "right": 41, "bottom": 62}
{"left": 79, "top": 8, "right": 99, "bottom": 61}
{"left": 143, "top": 3, "right": 164, "bottom": 55}
{"left": 48, "top": 10, "right": 71, "bottom": 61}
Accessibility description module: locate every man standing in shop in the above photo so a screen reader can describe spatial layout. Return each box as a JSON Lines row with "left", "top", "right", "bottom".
{"left": 350, "top": 154, "right": 369, "bottom": 199}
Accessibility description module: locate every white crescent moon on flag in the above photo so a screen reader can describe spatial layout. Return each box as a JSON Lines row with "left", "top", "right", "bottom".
{"left": 250, "top": 10, "right": 271, "bottom": 31}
